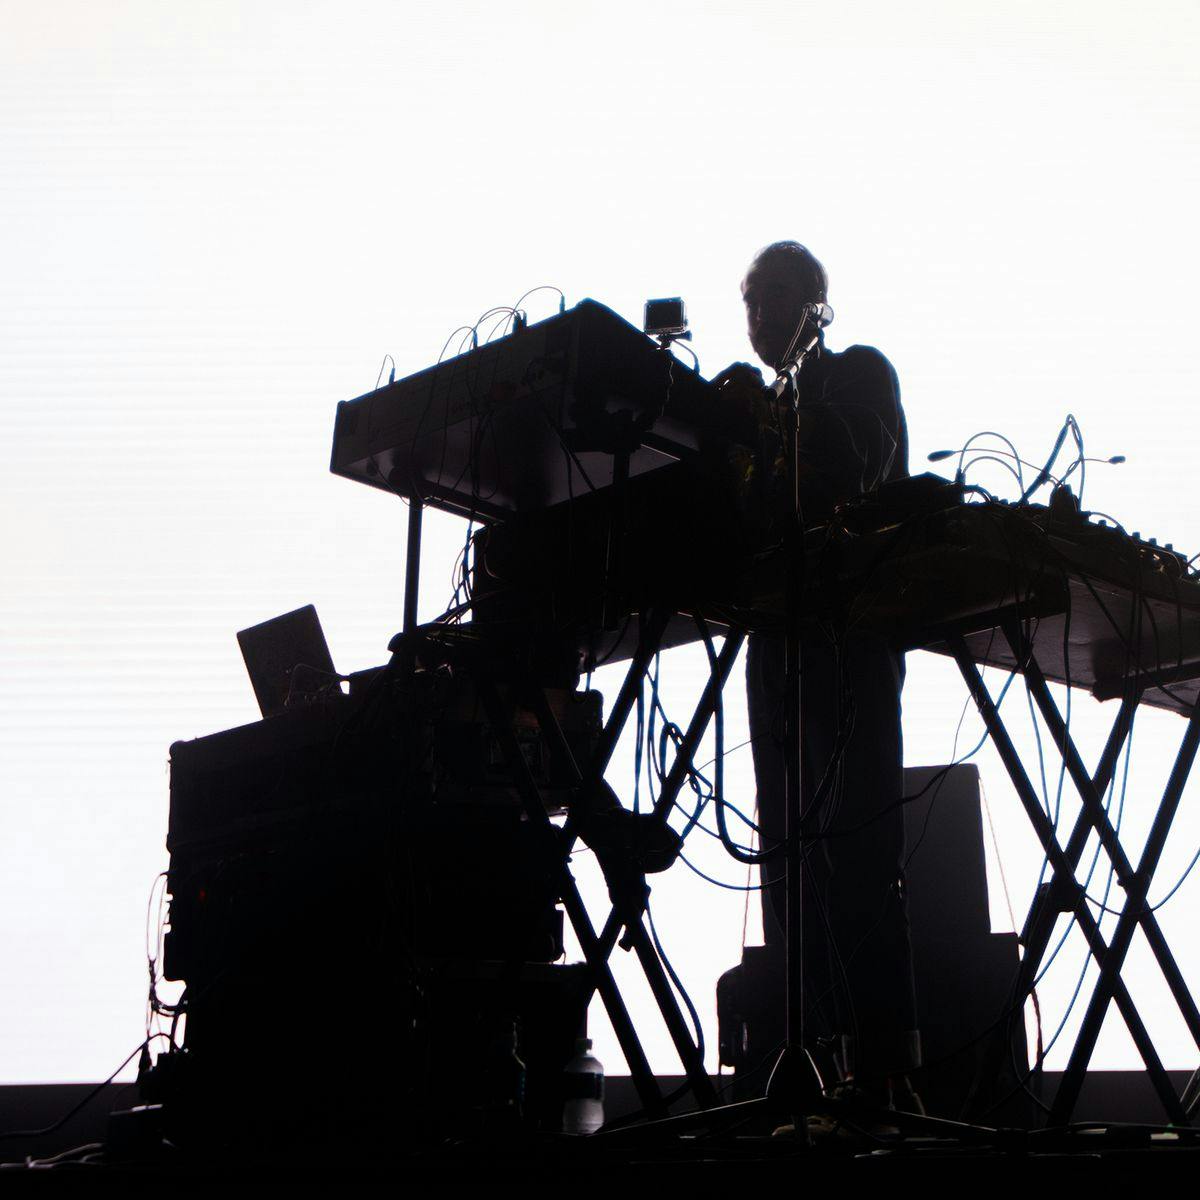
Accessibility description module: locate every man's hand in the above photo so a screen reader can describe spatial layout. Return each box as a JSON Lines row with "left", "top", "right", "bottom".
{"left": 704, "top": 363, "right": 768, "bottom": 492}
{"left": 712, "top": 362, "right": 770, "bottom": 440}
{"left": 712, "top": 361, "right": 767, "bottom": 404}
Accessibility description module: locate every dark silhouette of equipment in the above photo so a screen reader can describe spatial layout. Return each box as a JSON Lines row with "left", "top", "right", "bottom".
{"left": 330, "top": 299, "right": 734, "bottom": 520}
{"left": 147, "top": 297, "right": 1200, "bottom": 1150}
{"left": 157, "top": 667, "right": 600, "bottom": 1147}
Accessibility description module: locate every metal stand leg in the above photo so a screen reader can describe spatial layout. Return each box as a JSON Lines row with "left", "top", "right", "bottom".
{"left": 528, "top": 618, "right": 745, "bottom": 1110}
{"left": 1015, "top": 688, "right": 1138, "bottom": 990}
{"left": 403, "top": 499, "right": 423, "bottom": 633}
{"left": 473, "top": 672, "right": 667, "bottom": 1117}
{"left": 999, "top": 621, "right": 1200, "bottom": 1111}
{"left": 965, "top": 685, "right": 1137, "bottom": 1117}
{"left": 949, "top": 636, "right": 1188, "bottom": 1125}
{"left": 590, "top": 630, "right": 746, "bottom": 961}
{"left": 454, "top": 607, "right": 731, "bottom": 1116}
{"left": 1048, "top": 688, "right": 1200, "bottom": 1125}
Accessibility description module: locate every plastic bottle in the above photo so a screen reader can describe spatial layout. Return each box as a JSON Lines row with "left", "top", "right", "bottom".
{"left": 562, "top": 1037, "right": 604, "bottom": 1134}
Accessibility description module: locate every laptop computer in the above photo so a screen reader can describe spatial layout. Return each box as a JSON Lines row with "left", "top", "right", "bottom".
{"left": 236, "top": 604, "right": 339, "bottom": 718}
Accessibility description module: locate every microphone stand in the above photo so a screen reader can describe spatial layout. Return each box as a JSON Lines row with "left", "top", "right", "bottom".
{"left": 764, "top": 306, "right": 829, "bottom": 1141}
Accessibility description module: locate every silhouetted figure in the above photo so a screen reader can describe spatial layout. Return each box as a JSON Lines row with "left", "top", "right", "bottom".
{"left": 716, "top": 241, "right": 920, "bottom": 1100}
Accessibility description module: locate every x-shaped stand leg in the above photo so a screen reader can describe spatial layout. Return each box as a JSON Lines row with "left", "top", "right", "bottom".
{"left": 998, "top": 619, "right": 1200, "bottom": 1124}
{"left": 590, "top": 625, "right": 748, "bottom": 960}
{"left": 528, "top": 616, "right": 746, "bottom": 1112}
{"left": 466, "top": 609, "right": 737, "bottom": 1116}
{"left": 472, "top": 664, "right": 666, "bottom": 1116}
{"left": 949, "top": 634, "right": 1191, "bottom": 1125}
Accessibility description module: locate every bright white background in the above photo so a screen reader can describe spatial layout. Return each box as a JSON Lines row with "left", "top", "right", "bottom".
{"left": 3, "top": 0, "right": 1200, "bottom": 1086}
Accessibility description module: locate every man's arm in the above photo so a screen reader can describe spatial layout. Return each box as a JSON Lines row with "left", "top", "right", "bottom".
{"left": 798, "top": 345, "right": 904, "bottom": 503}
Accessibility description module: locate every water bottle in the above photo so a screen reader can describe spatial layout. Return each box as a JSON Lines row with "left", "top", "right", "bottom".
{"left": 562, "top": 1038, "right": 604, "bottom": 1134}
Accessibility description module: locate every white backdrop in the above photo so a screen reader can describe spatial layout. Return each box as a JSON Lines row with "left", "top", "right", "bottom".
{"left": 3, "top": 0, "right": 1200, "bottom": 1084}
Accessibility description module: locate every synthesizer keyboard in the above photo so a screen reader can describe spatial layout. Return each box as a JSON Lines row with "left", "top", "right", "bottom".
{"left": 330, "top": 299, "right": 734, "bottom": 520}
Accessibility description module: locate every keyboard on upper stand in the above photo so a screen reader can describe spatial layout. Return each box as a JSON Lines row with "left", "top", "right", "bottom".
{"left": 330, "top": 299, "right": 738, "bottom": 521}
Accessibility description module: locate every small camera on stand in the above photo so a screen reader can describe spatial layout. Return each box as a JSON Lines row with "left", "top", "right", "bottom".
{"left": 643, "top": 297, "right": 690, "bottom": 345}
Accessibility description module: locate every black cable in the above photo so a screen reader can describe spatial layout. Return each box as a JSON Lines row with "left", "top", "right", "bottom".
{"left": 632, "top": 654, "right": 647, "bottom": 816}
{"left": 696, "top": 618, "right": 776, "bottom": 867}
{"left": 1147, "top": 843, "right": 1200, "bottom": 911}
{"left": 1018, "top": 415, "right": 1074, "bottom": 504}
{"left": 683, "top": 809, "right": 762, "bottom": 855}
{"left": 0, "top": 1041, "right": 149, "bottom": 1143}
{"left": 509, "top": 284, "right": 565, "bottom": 316}
{"left": 815, "top": 670, "right": 1019, "bottom": 842}
{"left": 584, "top": 614, "right": 635, "bottom": 672}
{"left": 636, "top": 637, "right": 765, "bottom": 847}
{"left": 646, "top": 901, "right": 705, "bottom": 1062}
{"left": 678, "top": 850, "right": 766, "bottom": 891}
{"left": 962, "top": 453, "right": 1024, "bottom": 490}
{"left": 373, "top": 353, "right": 396, "bottom": 390}
{"left": 952, "top": 430, "right": 1027, "bottom": 492}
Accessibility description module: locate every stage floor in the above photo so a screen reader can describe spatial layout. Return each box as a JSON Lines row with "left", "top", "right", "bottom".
{"left": 2, "top": 1072, "right": 1198, "bottom": 1182}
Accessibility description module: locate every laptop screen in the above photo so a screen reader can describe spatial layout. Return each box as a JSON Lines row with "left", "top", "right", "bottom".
{"left": 236, "top": 604, "right": 338, "bottom": 718}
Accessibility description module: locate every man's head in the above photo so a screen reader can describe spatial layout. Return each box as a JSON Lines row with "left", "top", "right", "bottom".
{"left": 740, "top": 241, "right": 828, "bottom": 371}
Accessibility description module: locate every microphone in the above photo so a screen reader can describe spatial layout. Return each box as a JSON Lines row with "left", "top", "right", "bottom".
{"left": 776, "top": 302, "right": 836, "bottom": 387}
{"left": 808, "top": 302, "right": 834, "bottom": 329}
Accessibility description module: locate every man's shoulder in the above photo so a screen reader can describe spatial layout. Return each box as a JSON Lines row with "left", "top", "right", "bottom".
{"left": 822, "top": 343, "right": 900, "bottom": 401}
{"left": 830, "top": 343, "right": 898, "bottom": 376}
